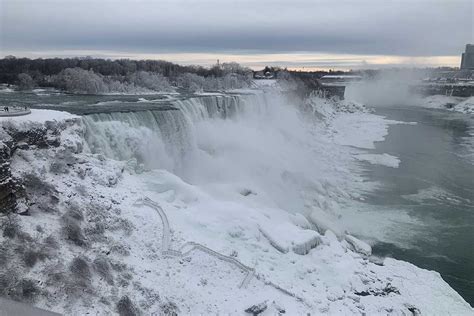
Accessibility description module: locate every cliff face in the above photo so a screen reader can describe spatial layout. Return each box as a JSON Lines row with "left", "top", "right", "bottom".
{"left": 0, "top": 130, "right": 15, "bottom": 213}
{"left": 0, "top": 119, "right": 75, "bottom": 215}
{"left": 0, "top": 112, "right": 139, "bottom": 315}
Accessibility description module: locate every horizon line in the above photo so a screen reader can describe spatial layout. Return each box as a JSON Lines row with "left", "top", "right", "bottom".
{"left": 1, "top": 50, "right": 462, "bottom": 72}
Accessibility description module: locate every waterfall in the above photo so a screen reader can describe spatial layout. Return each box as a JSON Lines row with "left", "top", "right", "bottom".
{"left": 173, "top": 93, "right": 269, "bottom": 121}
{"left": 83, "top": 108, "right": 192, "bottom": 173}
{"left": 82, "top": 90, "right": 357, "bottom": 217}
{"left": 82, "top": 92, "right": 270, "bottom": 176}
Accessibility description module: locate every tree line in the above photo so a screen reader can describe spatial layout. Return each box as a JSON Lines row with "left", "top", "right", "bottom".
{"left": 0, "top": 56, "right": 253, "bottom": 93}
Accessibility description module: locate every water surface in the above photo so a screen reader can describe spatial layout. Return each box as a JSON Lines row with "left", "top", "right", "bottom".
{"left": 363, "top": 106, "right": 474, "bottom": 305}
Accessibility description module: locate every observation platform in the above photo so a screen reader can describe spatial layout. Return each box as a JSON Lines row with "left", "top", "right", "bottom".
{"left": 0, "top": 107, "right": 31, "bottom": 117}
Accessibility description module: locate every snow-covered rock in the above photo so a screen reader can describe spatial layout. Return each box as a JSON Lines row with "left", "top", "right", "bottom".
{"left": 345, "top": 234, "right": 372, "bottom": 256}
{"left": 244, "top": 301, "right": 267, "bottom": 315}
{"left": 455, "top": 96, "right": 474, "bottom": 114}
{"left": 0, "top": 111, "right": 80, "bottom": 215}
{"left": 418, "top": 95, "right": 474, "bottom": 114}
{"left": 258, "top": 221, "right": 322, "bottom": 255}
{"left": 308, "top": 208, "right": 344, "bottom": 238}
{"left": 289, "top": 212, "right": 312, "bottom": 229}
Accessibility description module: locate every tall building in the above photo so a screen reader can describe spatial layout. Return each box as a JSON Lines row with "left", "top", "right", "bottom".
{"left": 460, "top": 44, "right": 474, "bottom": 70}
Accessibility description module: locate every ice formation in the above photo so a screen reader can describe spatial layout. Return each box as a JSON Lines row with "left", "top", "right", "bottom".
{"left": 0, "top": 89, "right": 472, "bottom": 315}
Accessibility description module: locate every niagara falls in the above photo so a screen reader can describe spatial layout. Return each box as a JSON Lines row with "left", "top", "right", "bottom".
{"left": 0, "top": 0, "right": 473, "bottom": 315}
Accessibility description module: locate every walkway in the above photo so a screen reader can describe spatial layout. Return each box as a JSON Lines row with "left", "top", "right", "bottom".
{"left": 134, "top": 197, "right": 254, "bottom": 288}
{"left": 0, "top": 108, "right": 31, "bottom": 117}
{"left": 134, "top": 197, "right": 311, "bottom": 306}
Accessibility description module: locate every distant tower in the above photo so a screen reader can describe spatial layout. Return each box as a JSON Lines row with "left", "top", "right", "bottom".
{"left": 217, "top": 59, "right": 220, "bottom": 68}
{"left": 460, "top": 44, "right": 474, "bottom": 70}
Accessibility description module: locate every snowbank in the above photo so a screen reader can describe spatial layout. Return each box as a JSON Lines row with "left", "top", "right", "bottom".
{"left": 305, "top": 96, "right": 400, "bottom": 150}
{"left": 258, "top": 221, "right": 322, "bottom": 255}
{"left": 345, "top": 235, "right": 372, "bottom": 256}
{"left": 332, "top": 113, "right": 391, "bottom": 149}
{"left": 127, "top": 169, "right": 473, "bottom": 315}
{"left": 456, "top": 97, "right": 474, "bottom": 114}
{"left": 418, "top": 95, "right": 474, "bottom": 114}
{"left": 0, "top": 85, "right": 14, "bottom": 93}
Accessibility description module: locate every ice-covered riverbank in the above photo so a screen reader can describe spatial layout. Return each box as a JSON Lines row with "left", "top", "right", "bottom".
{"left": 417, "top": 95, "right": 474, "bottom": 114}
{"left": 0, "top": 91, "right": 472, "bottom": 315}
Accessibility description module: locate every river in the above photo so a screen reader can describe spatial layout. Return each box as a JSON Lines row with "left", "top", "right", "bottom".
{"left": 363, "top": 106, "right": 474, "bottom": 305}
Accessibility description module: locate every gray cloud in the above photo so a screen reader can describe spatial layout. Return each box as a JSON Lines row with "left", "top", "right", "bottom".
{"left": 1, "top": 0, "right": 472, "bottom": 62}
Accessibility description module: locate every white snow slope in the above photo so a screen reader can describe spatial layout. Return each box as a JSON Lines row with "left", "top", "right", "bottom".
{"left": 1, "top": 91, "right": 472, "bottom": 315}
{"left": 418, "top": 95, "right": 474, "bottom": 114}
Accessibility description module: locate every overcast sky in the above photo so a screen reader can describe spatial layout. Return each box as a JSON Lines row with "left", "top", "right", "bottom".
{"left": 1, "top": 0, "right": 473, "bottom": 69}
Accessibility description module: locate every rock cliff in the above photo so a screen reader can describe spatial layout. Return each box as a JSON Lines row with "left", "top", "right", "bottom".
{"left": 0, "top": 117, "right": 80, "bottom": 215}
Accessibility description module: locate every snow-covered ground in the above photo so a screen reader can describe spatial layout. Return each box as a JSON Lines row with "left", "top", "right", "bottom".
{"left": 0, "top": 84, "right": 15, "bottom": 93}
{"left": 0, "top": 109, "right": 79, "bottom": 124}
{"left": 1, "top": 91, "right": 473, "bottom": 315}
{"left": 417, "top": 95, "right": 474, "bottom": 114}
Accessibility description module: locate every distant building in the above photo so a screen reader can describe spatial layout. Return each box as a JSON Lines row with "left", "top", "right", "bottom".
{"left": 460, "top": 44, "right": 474, "bottom": 70}
{"left": 253, "top": 66, "right": 276, "bottom": 79}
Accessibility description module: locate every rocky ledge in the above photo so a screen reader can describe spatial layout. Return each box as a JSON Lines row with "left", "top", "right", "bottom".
{"left": 0, "top": 112, "right": 82, "bottom": 215}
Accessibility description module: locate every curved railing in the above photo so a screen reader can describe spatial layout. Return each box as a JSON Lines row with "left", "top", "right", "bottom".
{"left": 133, "top": 196, "right": 312, "bottom": 305}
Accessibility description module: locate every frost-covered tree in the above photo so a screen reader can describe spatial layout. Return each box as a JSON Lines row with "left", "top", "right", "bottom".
{"left": 17, "top": 73, "right": 35, "bottom": 90}
{"left": 53, "top": 68, "right": 107, "bottom": 94}
{"left": 52, "top": 68, "right": 177, "bottom": 94}
{"left": 127, "top": 71, "right": 173, "bottom": 92}
{"left": 10, "top": 59, "right": 255, "bottom": 94}
{"left": 176, "top": 73, "right": 206, "bottom": 92}
{"left": 221, "top": 62, "right": 252, "bottom": 76}
{"left": 176, "top": 72, "right": 251, "bottom": 92}
{"left": 224, "top": 73, "right": 252, "bottom": 89}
